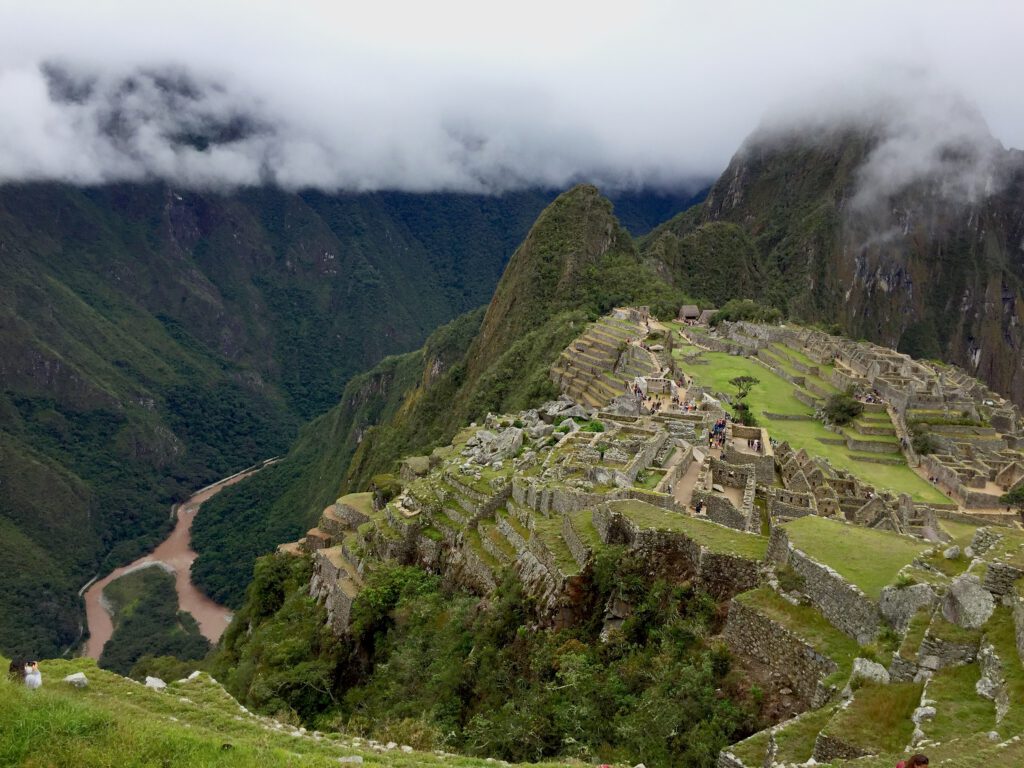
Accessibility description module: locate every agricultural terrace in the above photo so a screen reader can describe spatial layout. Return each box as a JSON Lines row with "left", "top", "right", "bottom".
{"left": 673, "top": 342, "right": 949, "bottom": 504}
{"left": 782, "top": 516, "right": 929, "bottom": 598}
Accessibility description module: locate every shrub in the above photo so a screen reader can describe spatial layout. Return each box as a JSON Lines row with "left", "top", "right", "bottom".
{"left": 822, "top": 390, "right": 863, "bottom": 426}
{"left": 580, "top": 420, "right": 605, "bottom": 433}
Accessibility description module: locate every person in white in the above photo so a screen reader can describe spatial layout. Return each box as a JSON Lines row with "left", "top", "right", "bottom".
{"left": 23, "top": 661, "right": 42, "bottom": 690}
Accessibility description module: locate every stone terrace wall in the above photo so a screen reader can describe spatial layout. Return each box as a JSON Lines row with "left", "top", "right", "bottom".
{"left": 766, "top": 527, "right": 881, "bottom": 644}
{"left": 562, "top": 514, "right": 591, "bottom": 568}
{"left": 723, "top": 598, "right": 838, "bottom": 707}
{"left": 594, "top": 505, "right": 762, "bottom": 600}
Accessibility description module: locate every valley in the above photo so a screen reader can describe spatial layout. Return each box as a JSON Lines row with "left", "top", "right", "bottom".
{"left": 82, "top": 460, "right": 273, "bottom": 661}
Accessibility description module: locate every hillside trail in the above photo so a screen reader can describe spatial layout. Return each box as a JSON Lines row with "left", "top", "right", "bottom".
{"left": 82, "top": 460, "right": 275, "bottom": 660}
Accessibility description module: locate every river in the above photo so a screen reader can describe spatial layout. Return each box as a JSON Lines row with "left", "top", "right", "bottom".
{"left": 82, "top": 462, "right": 272, "bottom": 660}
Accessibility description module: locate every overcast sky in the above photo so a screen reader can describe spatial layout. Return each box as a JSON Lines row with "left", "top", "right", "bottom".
{"left": 1, "top": 0, "right": 1022, "bottom": 192}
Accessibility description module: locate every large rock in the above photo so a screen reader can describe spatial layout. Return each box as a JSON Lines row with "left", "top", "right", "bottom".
{"left": 851, "top": 657, "right": 890, "bottom": 685}
{"left": 467, "top": 427, "right": 523, "bottom": 464}
{"left": 63, "top": 672, "right": 89, "bottom": 688}
{"left": 145, "top": 676, "right": 167, "bottom": 692}
{"left": 942, "top": 574, "right": 995, "bottom": 629}
{"left": 879, "top": 582, "right": 936, "bottom": 632}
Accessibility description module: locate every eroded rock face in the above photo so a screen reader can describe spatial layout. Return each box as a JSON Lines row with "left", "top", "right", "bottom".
{"left": 942, "top": 574, "right": 995, "bottom": 629}
{"left": 879, "top": 582, "right": 936, "bottom": 632}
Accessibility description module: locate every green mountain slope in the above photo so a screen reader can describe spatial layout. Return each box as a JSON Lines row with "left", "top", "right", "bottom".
{"left": 640, "top": 126, "right": 1024, "bottom": 403}
{"left": 0, "top": 184, "right": 558, "bottom": 657}
{"left": 193, "top": 185, "right": 697, "bottom": 607}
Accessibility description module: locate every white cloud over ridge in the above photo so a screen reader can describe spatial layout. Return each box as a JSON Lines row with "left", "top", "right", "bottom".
{"left": 1, "top": 0, "right": 1023, "bottom": 193}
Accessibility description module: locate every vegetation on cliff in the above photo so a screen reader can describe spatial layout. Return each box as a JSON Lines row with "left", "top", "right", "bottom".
{"left": 216, "top": 552, "right": 761, "bottom": 767}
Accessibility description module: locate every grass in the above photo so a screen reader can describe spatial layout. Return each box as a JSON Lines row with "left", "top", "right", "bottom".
{"left": 782, "top": 516, "right": 928, "bottom": 598}
{"left": 568, "top": 509, "right": 604, "bottom": 550}
{"left": 530, "top": 514, "right": 581, "bottom": 574}
{"left": 735, "top": 588, "right": 860, "bottom": 682}
{"left": 821, "top": 681, "right": 922, "bottom": 755}
{"left": 609, "top": 500, "right": 767, "bottom": 559}
{"left": 731, "top": 704, "right": 839, "bottom": 766}
{"left": 898, "top": 607, "right": 933, "bottom": 660}
{"left": 983, "top": 607, "right": 1024, "bottom": 734}
{"left": 939, "top": 519, "right": 981, "bottom": 547}
{"left": 338, "top": 492, "right": 375, "bottom": 517}
{"left": 925, "top": 663, "right": 995, "bottom": 743}
{"left": 0, "top": 658, "right": 575, "bottom": 768}
{"left": 681, "top": 350, "right": 949, "bottom": 504}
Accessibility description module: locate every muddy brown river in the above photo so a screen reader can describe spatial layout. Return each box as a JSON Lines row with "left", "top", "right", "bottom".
{"left": 83, "top": 464, "right": 270, "bottom": 659}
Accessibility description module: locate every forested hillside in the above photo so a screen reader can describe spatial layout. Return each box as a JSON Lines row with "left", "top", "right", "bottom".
{"left": 0, "top": 182, "right": 696, "bottom": 657}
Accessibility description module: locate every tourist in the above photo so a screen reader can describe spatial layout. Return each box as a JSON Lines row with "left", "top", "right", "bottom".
{"left": 895, "top": 754, "right": 928, "bottom": 768}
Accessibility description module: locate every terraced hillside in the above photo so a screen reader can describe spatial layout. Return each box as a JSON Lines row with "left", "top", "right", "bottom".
{"left": 226, "top": 308, "right": 1024, "bottom": 766}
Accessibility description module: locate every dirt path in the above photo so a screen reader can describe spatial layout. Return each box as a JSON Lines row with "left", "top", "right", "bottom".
{"left": 83, "top": 462, "right": 272, "bottom": 660}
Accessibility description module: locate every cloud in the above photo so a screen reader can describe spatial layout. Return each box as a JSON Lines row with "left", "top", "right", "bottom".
{"left": 0, "top": 1, "right": 1023, "bottom": 192}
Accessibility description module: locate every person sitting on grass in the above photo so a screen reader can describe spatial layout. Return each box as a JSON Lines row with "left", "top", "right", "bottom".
{"left": 896, "top": 754, "right": 928, "bottom": 768}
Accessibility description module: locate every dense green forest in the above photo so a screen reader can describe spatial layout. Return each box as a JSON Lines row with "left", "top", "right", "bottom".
{"left": 98, "top": 567, "right": 210, "bottom": 677}
{"left": 216, "top": 553, "right": 760, "bottom": 767}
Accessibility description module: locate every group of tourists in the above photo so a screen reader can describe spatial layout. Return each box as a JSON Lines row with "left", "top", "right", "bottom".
{"left": 709, "top": 417, "right": 729, "bottom": 450}
{"left": 746, "top": 437, "right": 762, "bottom": 453}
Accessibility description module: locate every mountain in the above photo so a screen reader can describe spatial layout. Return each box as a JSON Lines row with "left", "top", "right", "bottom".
{"left": 640, "top": 120, "right": 1024, "bottom": 403}
{"left": 194, "top": 185, "right": 697, "bottom": 606}
{"left": 0, "top": 181, "right": 697, "bottom": 658}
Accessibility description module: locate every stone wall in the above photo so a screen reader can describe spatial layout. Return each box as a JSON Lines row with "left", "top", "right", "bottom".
{"left": 723, "top": 449, "right": 775, "bottom": 484}
{"left": 767, "top": 527, "right": 881, "bottom": 644}
{"left": 723, "top": 598, "right": 838, "bottom": 707}
{"left": 698, "top": 492, "right": 748, "bottom": 531}
{"left": 562, "top": 514, "right": 591, "bottom": 569}
{"left": 789, "top": 548, "right": 881, "bottom": 644}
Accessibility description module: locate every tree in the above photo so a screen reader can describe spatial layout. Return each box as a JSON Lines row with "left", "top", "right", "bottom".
{"left": 822, "top": 390, "right": 863, "bottom": 426}
{"left": 728, "top": 376, "right": 760, "bottom": 399}
{"left": 1001, "top": 484, "right": 1024, "bottom": 513}
{"left": 728, "top": 376, "right": 760, "bottom": 426}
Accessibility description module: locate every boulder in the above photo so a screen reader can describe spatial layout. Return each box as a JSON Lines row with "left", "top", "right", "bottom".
{"left": 942, "top": 573, "right": 995, "bottom": 629}
{"left": 560, "top": 405, "right": 591, "bottom": 422}
{"left": 528, "top": 423, "right": 554, "bottom": 439}
{"left": 943, "top": 545, "right": 961, "bottom": 560}
{"left": 338, "top": 757, "right": 364, "bottom": 764}
{"left": 145, "top": 676, "right": 167, "bottom": 692}
{"left": 63, "top": 672, "right": 89, "bottom": 688}
{"left": 851, "top": 657, "right": 890, "bottom": 685}
{"left": 912, "top": 705, "right": 936, "bottom": 724}
{"left": 879, "top": 582, "right": 936, "bottom": 632}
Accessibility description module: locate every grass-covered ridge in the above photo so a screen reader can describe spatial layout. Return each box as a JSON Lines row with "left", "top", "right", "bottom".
{"left": 0, "top": 654, "right": 576, "bottom": 768}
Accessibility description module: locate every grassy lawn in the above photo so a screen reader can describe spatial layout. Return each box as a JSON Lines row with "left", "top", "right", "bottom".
{"left": 898, "top": 607, "right": 933, "bottom": 660}
{"left": 679, "top": 348, "right": 950, "bottom": 505}
{"left": 925, "top": 663, "right": 995, "bottom": 743}
{"left": 732, "top": 704, "right": 839, "bottom": 766}
{"left": 568, "top": 509, "right": 604, "bottom": 550}
{"left": 681, "top": 351, "right": 949, "bottom": 504}
{"left": 821, "top": 681, "right": 922, "bottom": 755}
{"left": 937, "top": 518, "right": 978, "bottom": 548}
{"left": 782, "top": 516, "right": 928, "bottom": 598}
{"left": 609, "top": 499, "right": 767, "bottom": 558}
{"left": 735, "top": 588, "right": 860, "bottom": 682}
{"left": 530, "top": 514, "right": 581, "bottom": 574}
